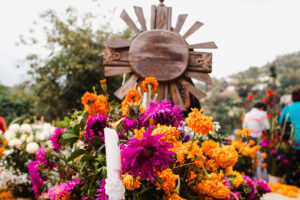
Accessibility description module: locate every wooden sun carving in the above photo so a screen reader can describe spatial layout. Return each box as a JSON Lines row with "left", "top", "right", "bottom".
{"left": 103, "top": 0, "right": 217, "bottom": 110}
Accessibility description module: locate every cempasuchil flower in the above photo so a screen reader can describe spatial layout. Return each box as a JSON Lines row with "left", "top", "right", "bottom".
{"left": 185, "top": 108, "right": 214, "bottom": 135}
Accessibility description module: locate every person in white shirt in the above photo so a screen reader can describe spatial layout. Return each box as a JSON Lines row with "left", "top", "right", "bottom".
{"left": 243, "top": 101, "right": 270, "bottom": 139}
{"left": 243, "top": 101, "right": 270, "bottom": 181}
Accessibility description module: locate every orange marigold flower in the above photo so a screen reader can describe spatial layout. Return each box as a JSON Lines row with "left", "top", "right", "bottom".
{"left": 166, "top": 194, "right": 186, "bottom": 200}
{"left": 236, "top": 129, "right": 251, "bottom": 138}
{"left": 121, "top": 89, "right": 141, "bottom": 116}
{"left": 155, "top": 168, "right": 178, "bottom": 196}
{"left": 262, "top": 162, "right": 267, "bottom": 168}
{"left": 213, "top": 145, "right": 238, "bottom": 168}
{"left": 261, "top": 152, "right": 267, "bottom": 159}
{"left": 141, "top": 77, "right": 158, "bottom": 92}
{"left": 152, "top": 125, "right": 179, "bottom": 144}
{"left": 197, "top": 179, "right": 230, "bottom": 199}
{"left": 225, "top": 169, "right": 244, "bottom": 188}
{"left": 268, "top": 183, "right": 299, "bottom": 198}
{"left": 100, "top": 79, "right": 106, "bottom": 84}
{"left": 185, "top": 109, "right": 214, "bottom": 135}
{"left": 205, "top": 159, "right": 219, "bottom": 173}
{"left": 81, "top": 92, "right": 108, "bottom": 116}
{"left": 122, "top": 173, "right": 141, "bottom": 191}
{"left": 171, "top": 141, "right": 205, "bottom": 168}
{"left": 133, "top": 127, "right": 145, "bottom": 140}
{"left": 201, "top": 140, "right": 220, "bottom": 158}
{"left": 186, "top": 171, "right": 197, "bottom": 182}
{"left": 249, "top": 139, "right": 256, "bottom": 146}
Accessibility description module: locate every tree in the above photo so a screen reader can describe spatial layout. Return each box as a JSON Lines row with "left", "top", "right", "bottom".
{"left": 21, "top": 8, "right": 132, "bottom": 121}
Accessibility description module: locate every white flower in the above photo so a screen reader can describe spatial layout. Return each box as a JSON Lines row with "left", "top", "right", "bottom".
{"left": 76, "top": 141, "right": 85, "bottom": 149}
{"left": 20, "top": 124, "right": 32, "bottom": 135}
{"left": 26, "top": 135, "right": 34, "bottom": 142}
{"left": 2, "top": 149, "right": 14, "bottom": 156}
{"left": 3, "top": 130, "right": 15, "bottom": 140}
{"left": 46, "top": 140, "right": 53, "bottom": 149}
{"left": 35, "top": 131, "right": 47, "bottom": 141}
{"left": 213, "top": 122, "right": 221, "bottom": 132}
{"left": 8, "top": 138, "right": 22, "bottom": 148}
{"left": 20, "top": 134, "right": 27, "bottom": 142}
{"left": 8, "top": 124, "right": 20, "bottom": 134}
{"left": 26, "top": 142, "right": 39, "bottom": 154}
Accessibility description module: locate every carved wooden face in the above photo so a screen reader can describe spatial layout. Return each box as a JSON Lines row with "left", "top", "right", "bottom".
{"left": 103, "top": 3, "right": 217, "bottom": 110}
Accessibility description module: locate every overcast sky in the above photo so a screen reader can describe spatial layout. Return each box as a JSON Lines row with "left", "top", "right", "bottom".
{"left": 1, "top": 0, "right": 300, "bottom": 86}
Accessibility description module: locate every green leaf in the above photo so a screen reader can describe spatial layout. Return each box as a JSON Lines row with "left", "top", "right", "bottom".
{"left": 72, "top": 124, "right": 80, "bottom": 136}
{"left": 92, "top": 136, "right": 102, "bottom": 145}
{"left": 64, "top": 117, "right": 70, "bottom": 124}
{"left": 62, "top": 133, "right": 78, "bottom": 140}
{"left": 56, "top": 121, "right": 68, "bottom": 128}
{"left": 67, "top": 149, "right": 85, "bottom": 162}
{"left": 80, "top": 154, "right": 95, "bottom": 162}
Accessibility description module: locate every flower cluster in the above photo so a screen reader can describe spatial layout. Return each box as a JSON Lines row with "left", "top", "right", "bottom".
{"left": 21, "top": 77, "right": 272, "bottom": 200}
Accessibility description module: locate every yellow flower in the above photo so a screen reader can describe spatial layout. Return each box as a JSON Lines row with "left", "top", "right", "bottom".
{"left": 213, "top": 145, "right": 238, "bottom": 168}
{"left": 122, "top": 173, "right": 141, "bottom": 191}
{"left": 141, "top": 77, "right": 159, "bottom": 92}
{"left": 133, "top": 127, "right": 145, "bottom": 140}
{"left": 185, "top": 109, "right": 214, "bottom": 135}
{"left": 201, "top": 140, "right": 220, "bottom": 157}
{"left": 261, "top": 152, "right": 267, "bottom": 159}
{"left": 152, "top": 125, "right": 179, "bottom": 144}
{"left": 155, "top": 168, "right": 178, "bottom": 196}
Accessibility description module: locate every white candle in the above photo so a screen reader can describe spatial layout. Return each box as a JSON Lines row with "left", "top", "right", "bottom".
{"left": 104, "top": 128, "right": 125, "bottom": 200}
{"left": 142, "top": 92, "right": 147, "bottom": 108}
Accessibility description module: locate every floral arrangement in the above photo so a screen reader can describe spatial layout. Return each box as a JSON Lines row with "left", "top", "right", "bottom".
{"left": 231, "top": 131, "right": 262, "bottom": 177}
{"left": 26, "top": 78, "right": 271, "bottom": 200}
{"left": 0, "top": 122, "right": 54, "bottom": 198}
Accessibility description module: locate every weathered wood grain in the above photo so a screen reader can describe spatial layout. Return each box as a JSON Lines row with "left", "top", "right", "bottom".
{"left": 184, "top": 71, "right": 212, "bottom": 84}
{"left": 120, "top": 10, "right": 141, "bottom": 35}
{"left": 114, "top": 75, "right": 139, "bottom": 99}
{"left": 104, "top": 67, "right": 132, "bottom": 76}
{"left": 182, "top": 21, "right": 203, "bottom": 39}
{"left": 134, "top": 6, "right": 147, "bottom": 31}
{"left": 188, "top": 41, "right": 217, "bottom": 49}
{"left": 179, "top": 79, "right": 206, "bottom": 99}
{"left": 187, "top": 51, "right": 212, "bottom": 72}
{"left": 155, "top": 5, "right": 168, "bottom": 29}
{"left": 103, "top": 60, "right": 130, "bottom": 66}
{"left": 167, "top": 7, "right": 172, "bottom": 31}
{"left": 170, "top": 82, "right": 186, "bottom": 110}
{"left": 174, "top": 14, "right": 188, "bottom": 34}
{"left": 106, "top": 39, "right": 131, "bottom": 49}
{"left": 129, "top": 30, "right": 189, "bottom": 82}
{"left": 151, "top": 5, "right": 156, "bottom": 29}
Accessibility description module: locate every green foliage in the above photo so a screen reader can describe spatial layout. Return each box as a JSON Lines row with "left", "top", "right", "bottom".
{"left": 21, "top": 7, "right": 132, "bottom": 121}
{"left": 0, "top": 84, "right": 33, "bottom": 124}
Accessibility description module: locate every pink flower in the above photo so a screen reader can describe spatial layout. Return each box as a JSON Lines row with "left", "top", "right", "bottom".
{"left": 271, "top": 149, "right": 276, "bottom": 154}
{"left": 47, "top": 179, "right": 80, "bottom": 200}
{"left": 50, "top": 128, "right": 66, "bottom": 151}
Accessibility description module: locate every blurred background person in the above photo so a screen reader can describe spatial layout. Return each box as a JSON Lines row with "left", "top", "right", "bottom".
{"left": 243, "top": 101, "right": 270, "bottom": 141}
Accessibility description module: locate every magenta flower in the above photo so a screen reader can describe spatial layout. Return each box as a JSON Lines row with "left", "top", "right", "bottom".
{"left": 28, "top": 161, "right": 45, "bottom": 196}
{"left": 243, "top": 175, "right": 256, "bottom": 200}
{"left": 231, "top": 191, "right": 241, "bottom": 200}
{"left": 85, "top": 115, "right": 108, "bottom": 144}
{"left": 35, "top": 148, "right": 56, "bottom": 169}
{"left": 140, "top": 100, "right": 184, "bottom": 127}
{"left": 123, "top": 117, "right": 140, "bottom": 132}
{"left": 256, "top": 179, "right": 272, "bottom": 193}
{"left": 271, "top": 149, "right": 276, "bottom": 154}
{"left": 50, "top": 128, "right": 66, "bottom": 151}
{"left": 283, "top": 159, "right": 290, "bottom": 166}
{"left": 121, "top": 127, "right": 175, "bottom": 181}
{"left": 223, "top": 177, "right": 231, "bottom": 200}
{"left": 96, "top": 178, "right": 108, "bottom": 200}
{"left": 47, "top": 178, "right": 80, "bottom": 200}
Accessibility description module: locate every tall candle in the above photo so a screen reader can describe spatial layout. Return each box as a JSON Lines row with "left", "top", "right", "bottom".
{"left": 104, "top": 128, "right": 125, "bottom": 200}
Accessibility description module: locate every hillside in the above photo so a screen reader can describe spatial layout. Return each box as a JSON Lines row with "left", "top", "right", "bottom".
{"left": 199, "top": 51, "right": 300, "bottom": 134}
